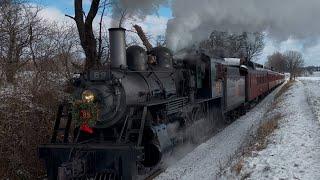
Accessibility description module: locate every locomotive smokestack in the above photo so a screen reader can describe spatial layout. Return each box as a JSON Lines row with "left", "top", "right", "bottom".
{"left": 109, "top": 28, "right": 127, "bottom": 69}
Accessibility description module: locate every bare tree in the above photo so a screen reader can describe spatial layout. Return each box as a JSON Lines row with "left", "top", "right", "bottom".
{"left": 53, "top": 24, "right": 80, "bottom": 78}
{"left": 28, "top": 22, "right": 81, "bottom": 81}
{"left": 199, "top": 31, "right": 265, "bottom": 61}
{"left": 118, "top": 9, "right": 128, "bottom": 28}
{"left": 155, "top": 35, "right": 166, "bottom": 47}
{"left": 204, "top": 31, "right": 230, "bottom": 57}
{"left": 0, "top": 2, "right": 5, "bottom": 82}
{"left": 0, "top": 0, "right": 42, "bottom": 83}
{"left": 241, "top": 32, "right": 265, "bottom": 61}
{"left": 66, "top": 0, "right": 102, "bottom": 70}
{"left": 266, "top": 52, "right": 287, "bottom": 72}
{"left": 284, "top": 50, "right": 304, "bottom": 80}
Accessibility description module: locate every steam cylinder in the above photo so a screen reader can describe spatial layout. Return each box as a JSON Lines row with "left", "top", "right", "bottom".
{"left": 109, "top": 28, "right": 127, "bottom": 69}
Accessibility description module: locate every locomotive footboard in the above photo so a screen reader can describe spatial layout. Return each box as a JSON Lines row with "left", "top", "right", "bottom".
{"left": 38, "top": 143, "right": 143, "bottom": 180}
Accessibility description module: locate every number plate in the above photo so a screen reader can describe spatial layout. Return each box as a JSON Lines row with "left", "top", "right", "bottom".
{"left": 79, "top": 110, "right": 92, "bottom": 120}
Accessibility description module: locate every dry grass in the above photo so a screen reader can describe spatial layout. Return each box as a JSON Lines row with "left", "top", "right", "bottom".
{"left": 230, "top": 81, "right": 294, "bottom": 176}
{"left": 275, "top": 80, "right": 294, "bottom": 99}
{"left": 0, "top": 73, "right": 66, "bottom": 179}
{"left": 246, "top": 80, "right": 292, "bottom": 153}
{"left": 230, "top": 113, "right": 281, "bottom": 175}
{"left": 254, "top": 113, "right": 282, "bottom": 151}
{"left": 240, "top": 172, "right": 251, "bottom": 180}
{"left": 257, "top": 81, "right": 294, "bottom": 149}
{"left": 232, "top": 159, "right": 244, "bottom": 175}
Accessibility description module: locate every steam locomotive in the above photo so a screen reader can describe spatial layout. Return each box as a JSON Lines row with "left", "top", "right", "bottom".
{"left": 38, "top": 28, "right": 285, "bottom": 180}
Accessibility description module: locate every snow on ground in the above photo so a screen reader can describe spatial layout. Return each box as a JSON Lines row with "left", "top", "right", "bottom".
{"left": 299, "top": 76, "right": 320, "bottom": 81}
{"left": 300, "top": 77, "right": 320, "bottom": 123}
{"left": 221, "top": 80, "right": 320, "bottom": 180}
{"left": 0, "top": 71, "right": 67, "bottom": 111}
{"left": 308, "top": 71, "right": 320, "bottom": 77}
{"left": 157, "top": 79, "right": 320, "bottom": 180}
{"left": 156, "top": 83, "right": 284, "bottom": 180}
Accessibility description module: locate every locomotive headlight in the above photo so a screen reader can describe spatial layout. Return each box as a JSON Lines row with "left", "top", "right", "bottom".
{"left": 82, "top": 90, "right": 96, "bottom": 103}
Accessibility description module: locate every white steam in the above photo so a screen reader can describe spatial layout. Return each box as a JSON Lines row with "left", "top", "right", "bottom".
{"left": 167, "top": 0, "right": 320, "bottom": 52}
{"left": 111, "top": 0, "right": 168, "bottom": 27}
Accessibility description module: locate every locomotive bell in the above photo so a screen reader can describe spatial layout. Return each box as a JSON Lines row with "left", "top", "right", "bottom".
{"left": 109, "top": 28, "right": 127, "bottom": 69}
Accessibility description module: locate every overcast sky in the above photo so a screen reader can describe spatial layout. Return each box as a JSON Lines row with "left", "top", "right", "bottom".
{"left": 31, "top": 0, "right": 320, "bottom": 66}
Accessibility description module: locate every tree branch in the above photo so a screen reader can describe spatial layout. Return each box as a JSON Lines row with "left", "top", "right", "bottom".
{"left": 74, "top": 0, "right": 85, "bottom": 40}
{"left": 98, "top": 0, "right": 107, "bottom": 61}
{"left": 65, "top": 14, "right": 75, "bottom": 20}
{"left": 118, "top": 9, "right": 127, "bottom": 27}
{"left": 86, "top": 0, "right": 100, "bottom": 25}
{"left": 74, "top": 0, "right": 101, "bottom": 70}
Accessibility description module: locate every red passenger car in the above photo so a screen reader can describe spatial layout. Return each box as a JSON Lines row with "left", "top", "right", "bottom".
{"left": 267, "top": 70, "right": 284, "bottom": 90}
{"left": 246, "top": 68, "right": 269, "bottom": 101}
{"left": 245, "top": 63, "right": 284, "bottom": 102}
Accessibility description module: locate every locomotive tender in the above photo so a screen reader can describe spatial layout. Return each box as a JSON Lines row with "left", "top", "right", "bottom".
{"left": 38, "top": 28, "right": 285, "bottom": 180}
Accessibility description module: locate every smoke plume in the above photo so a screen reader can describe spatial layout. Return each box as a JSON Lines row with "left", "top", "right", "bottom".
{"left": 167, "top": 0, "right": 320, "bottom": 52}
{"left": 111, "top": 0, "right": 168, "bottom": 27}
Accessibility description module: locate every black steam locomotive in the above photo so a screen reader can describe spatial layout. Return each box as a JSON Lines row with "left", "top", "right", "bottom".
{"left": 38, "top": 28, "right": 284, "bottom": 180}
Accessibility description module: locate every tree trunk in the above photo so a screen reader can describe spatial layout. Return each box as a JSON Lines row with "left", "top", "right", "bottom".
{"left": 5, "top": 27, "right": 18, "bottom": 84}
{"left": 74, "top": 0, "right": 101, "bottom": 70}
{"left": 5, "top": 62, "right": 17, "bottom": 84}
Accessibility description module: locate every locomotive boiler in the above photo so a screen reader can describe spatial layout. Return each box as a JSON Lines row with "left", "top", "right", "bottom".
{"left": 38, "top": 28, "right": 284, "bottom": 180}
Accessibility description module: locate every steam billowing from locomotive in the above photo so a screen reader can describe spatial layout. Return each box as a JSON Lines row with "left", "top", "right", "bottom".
{"left": 167, "top": 0, "right": 320, "bottom": 52}
{"left": 111, "top": 0, "right": 169, "bottom": 27}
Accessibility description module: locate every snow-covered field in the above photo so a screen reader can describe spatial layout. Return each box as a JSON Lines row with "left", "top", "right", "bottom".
{"left": 308, "top": 71, "right": 320, "bottom": 77}
{"left": 221, "top": 80, "right": 320, "bottom": 180}
{"left": 300, "top": 77, "right": 320, "bottom": 123}
{"left": 156, "top": 82, "right": 284, "bottom": 180}
{"left": 157, "top": 78, "right": 320, "bottom": 180}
